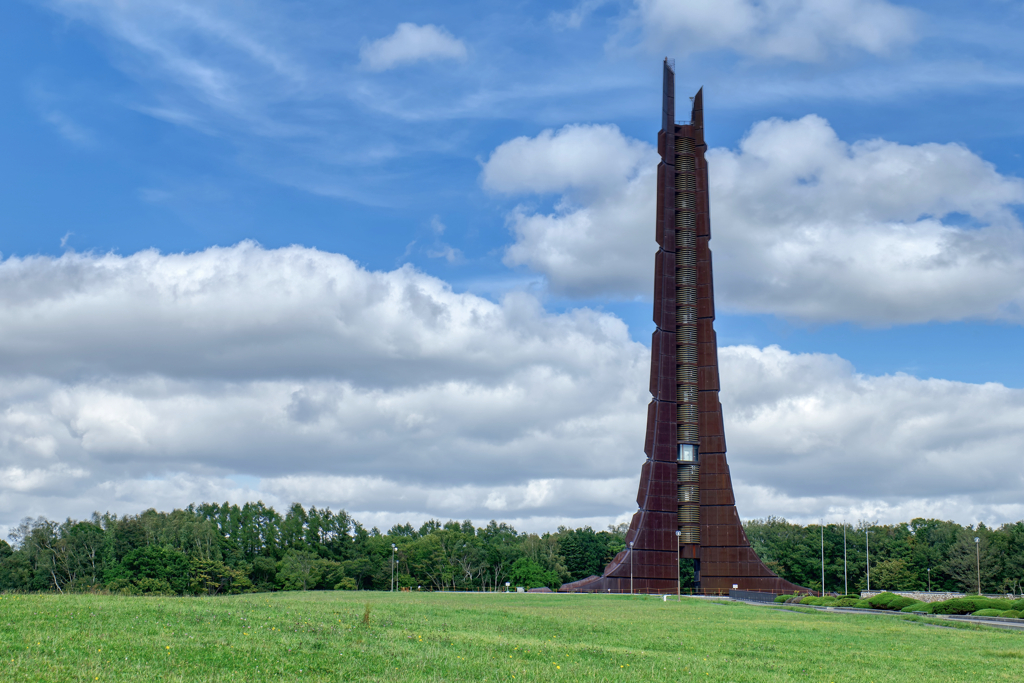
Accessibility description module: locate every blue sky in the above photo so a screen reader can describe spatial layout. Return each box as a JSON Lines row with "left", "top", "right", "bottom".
{"left": 2, "top": 0, "right": 1024, "bottom": 535}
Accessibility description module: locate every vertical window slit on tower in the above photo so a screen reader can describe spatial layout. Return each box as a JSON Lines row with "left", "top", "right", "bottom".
{"left": 675, "top": 134, "right": 700, "bottom": 541}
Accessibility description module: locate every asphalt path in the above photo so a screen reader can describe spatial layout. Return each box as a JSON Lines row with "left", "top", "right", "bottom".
{"left": 728, "top": 598, "right": 1024, "bottom": 632}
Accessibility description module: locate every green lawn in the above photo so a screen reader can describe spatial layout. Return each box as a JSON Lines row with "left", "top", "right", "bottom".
{"left": 1, "top": 592, "right": 1022, "bottom": 682}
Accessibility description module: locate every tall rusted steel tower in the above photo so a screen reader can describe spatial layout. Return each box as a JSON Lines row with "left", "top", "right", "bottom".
{"left": 560, "top": 60, "right": 807, "bottom": 595}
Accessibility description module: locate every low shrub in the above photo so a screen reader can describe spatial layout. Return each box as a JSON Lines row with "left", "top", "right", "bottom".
{"left": 774, "top": 595, "right": 789, "bottom": 603}
{"left": 899, "top": 602, "right": 926, "bottom": 613}
{"left": 836, "top": 598, "right": 859, "bottom": 607}
{"left": 820, "top": 597, "right": 840, "bottom": 607}
{"left": 867, "top": 592, "right": 901, "bottom": 609}
{"left": 1011, "top": 599, "right": 1024, "bottom": 611}
{"left": 887, "top": 596, "right": 922, "bottom": 611}
{"left": 972, "top": 609, "right": 1004, "bottom": 617}
{"left": 979, "top": 598, "right": 1013, "bottom": 611}
{"left": 930, "top": 599, "right": 975, "bottom": 615}
{"left": 854, "top": 600, "right": 872, "bottom": 608}
{"left": 929, "top": 598, "right": 1013, "bottom": 615}
{"left": 785, "top": 596, "right": 803, "bottom": 604}
{"left": 839, "top": 594, "right": 861, "bottom": 600}
{"left": 800, "top": 596, "right": 824, "bottom": 606}
{"left": 998, "top": 610, "right": 1021, "bottom": 618}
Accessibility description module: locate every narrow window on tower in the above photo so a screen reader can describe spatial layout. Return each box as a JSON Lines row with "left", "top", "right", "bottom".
{"left": 678, "top": 444, "right": 698, "bottom": 462}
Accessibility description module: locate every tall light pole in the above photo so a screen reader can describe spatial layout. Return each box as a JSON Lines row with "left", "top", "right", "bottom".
{"left": 391, "top": 543, "right": 397, "bottom": 592}
{"left": 629, "top": 541, "right": 634, "bottom": 595}
{"left": 975, "top": 537, "right": 981, "bottom": 595}
{"left": 675, "top": 530, "right": 682, "bottom": 600}
{"left": 843, "top": 521, "right": 848, "bottom": 595}
{"left": 820, "top": 521, "right": 825, "bottom": 596}
{"left": 865, "top": 530, "right": 872, "bottom": 592}
{"left": 927, "top": 567, "right": 931, "bottom": 592}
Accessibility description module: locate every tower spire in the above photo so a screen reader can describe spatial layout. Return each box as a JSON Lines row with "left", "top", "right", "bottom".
{"left": 559, "top": 63, "right": 809, "bottom": 596}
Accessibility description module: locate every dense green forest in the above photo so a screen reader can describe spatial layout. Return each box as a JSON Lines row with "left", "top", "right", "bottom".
{"left": 745, "top": 517, "right": 1024, "bottom": 595}
{"left": 0, "top": 503, "right": 627, "bottom": 595}
{"left": 1, "top": 503, "right": 1021, "bottom": 595}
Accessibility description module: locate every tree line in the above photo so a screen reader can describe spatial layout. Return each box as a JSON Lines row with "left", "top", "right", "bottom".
{"left": 0, "top": 502, "right": 627, "bottom": 595}
{"left": 2, "top": 504, "right": 1020, "bottom": 595}
{"left": 745, "top": 517, "right": 1024, "bottom": 595}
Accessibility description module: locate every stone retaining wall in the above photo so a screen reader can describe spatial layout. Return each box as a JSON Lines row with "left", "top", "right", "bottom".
{"left": 860, "top": 590, "right": 1015, "bottom": 603}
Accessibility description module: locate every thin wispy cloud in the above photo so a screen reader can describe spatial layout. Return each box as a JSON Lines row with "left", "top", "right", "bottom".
{"left": 628, "top": 0, "right": 917, "bottom": 61}
{"left": 41, "top": 110, "right": 95, "bottom": 147}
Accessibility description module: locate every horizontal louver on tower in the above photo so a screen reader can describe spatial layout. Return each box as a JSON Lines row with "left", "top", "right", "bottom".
{"left": 678, "top": 424, "right": 699, "bottom": 442}
{"left": 677, "top": 404, "right": 698, "bottom": 424}
{"left": 675, "top": 267, "right": 696, "bottom": 287}
{"left": 677, "top": 345, "right": 698, "bottom": 365}
{"left": 677, "top": 464, "right": 699, "bottom": 482}
{"left": 675, "top": 224, "right": 696, "bottom": 244}
{"left": 678, "top": 484, "right": 700, "bottom": 503}
{"left": 676, "top": 385, "right": 697, "bottom": 403}
{"left": 676, "top": 324, "right": 697, "bottom": 345}
{"left": 675, "top": 174, "right": 696, "bottom": 192}
{"left": 676, "top": 365, "right": 697, "bottom": 383}
{"left": 678, "top": 507, "right": 700, "bottom": 523}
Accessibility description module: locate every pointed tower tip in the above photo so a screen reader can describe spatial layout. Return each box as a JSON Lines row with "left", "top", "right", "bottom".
{"left": 662, "top": 59, "right": 675, "bottom": 131}
{"left": 691, "top": 87, "right": 704, "bottom": 144}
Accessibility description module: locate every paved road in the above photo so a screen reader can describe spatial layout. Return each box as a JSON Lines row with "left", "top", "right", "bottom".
{"left": 729, "top": 598, "right": 1024, "bottom": 632}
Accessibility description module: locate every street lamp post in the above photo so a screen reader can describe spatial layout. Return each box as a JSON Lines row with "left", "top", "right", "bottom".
{"left": 866, "top": 530, "right": 872, "bottom": 592}
{"left": 675, "top": 530, "right": 682, "bottom": 600}
{"left": 927, "top": 567, "right": 931, "bottom": 592}
{"left": 843, "top": 521, "right": 848, "bottom": 595}
{"left": 629, "top": 541, "right": 634, "bottom": 596}
{"left": 391, "top": 544, "right": 397, "bottom": 592}
{"left": 820, "top": 521, "right": 825, "bottom": 596}
{"left": 975, "top": 537, "right": 981, "bottom": 595}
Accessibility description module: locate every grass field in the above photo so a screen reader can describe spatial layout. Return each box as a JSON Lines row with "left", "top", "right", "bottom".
{"left": 2, "top": 592, "right": 1023, "bottom": 682}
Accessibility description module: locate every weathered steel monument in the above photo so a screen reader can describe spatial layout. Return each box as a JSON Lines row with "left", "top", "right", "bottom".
{"left": 560, "top": 60, "right": 806, "bottom": 594}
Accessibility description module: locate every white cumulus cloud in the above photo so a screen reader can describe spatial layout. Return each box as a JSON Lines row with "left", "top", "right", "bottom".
{"left": 483, "top": 124, "right": 659, "bottom": 298}
{"left": 360, "top": 23, "right": 468, "bottom": 72}
{"left": 2, "top": 243, "right": 1023, "bottom": 533}
{"left": 485, "top": 116, "right": 1024, "bottom": 323}
{"left": 720, "top": 344, "right": 1024, "bottom": 525}
{"left": 0, "top": 243, "right": 648, "bottom": 531}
